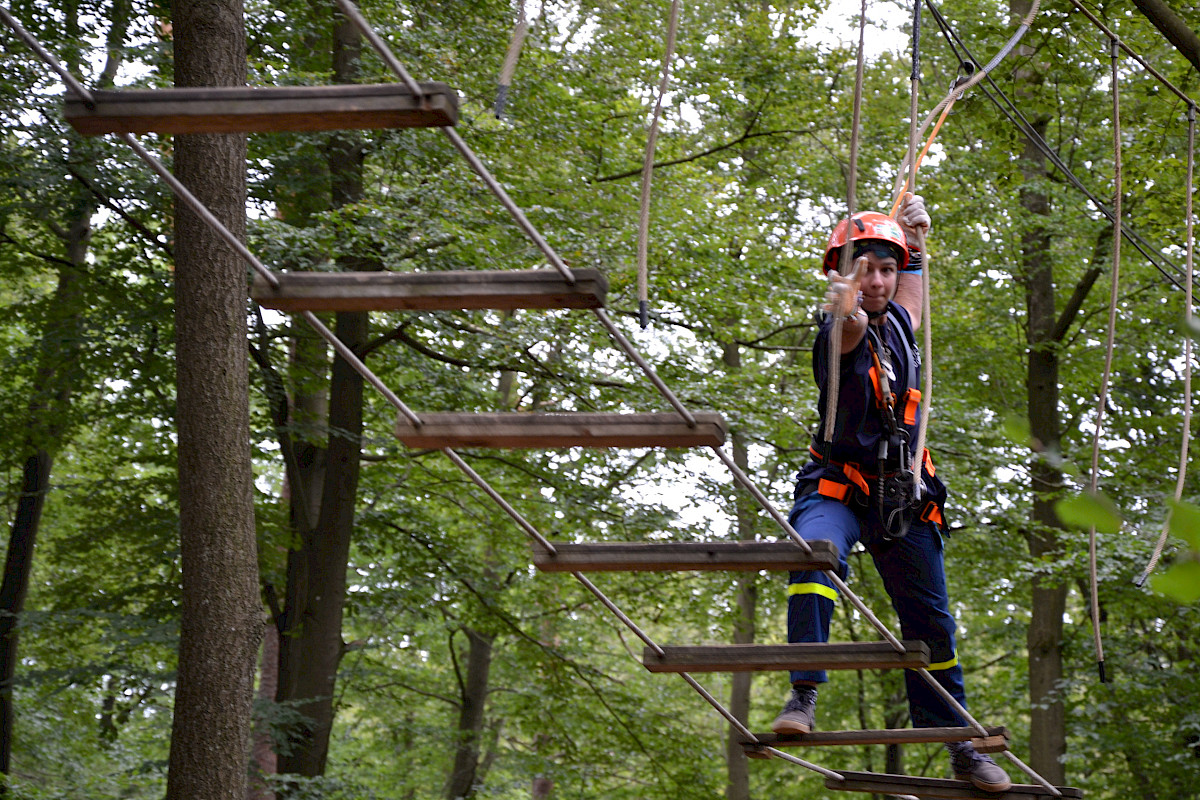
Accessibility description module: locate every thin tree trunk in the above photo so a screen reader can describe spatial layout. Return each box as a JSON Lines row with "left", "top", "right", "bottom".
{"left": 722, "top": 341, "right": 755, "bottom": 800}
{"left": 274, "top": 8, "right": 370, "bottom": 776}
{"left": 250, "top": 624, "right": 280, "bottom": 800}
{"left": 1013, "top": 0, "right": 1067, "bottom": 783}
{"left": 165, "top": 1, "right": 261, "bottom": 798}
{"left": 0, "top": 182, "right": 91, "bottom": 783}
{"left": 445, "top": 628, "right": 496, "bottom": 800}
{"left": 1130, "top": 0, "right": 1200, "bottom": 73}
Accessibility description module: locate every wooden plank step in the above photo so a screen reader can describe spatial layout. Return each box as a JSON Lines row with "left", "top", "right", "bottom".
{"left": 64, "top": 82, "right": 457, "bottom": 135}
{"left": 532, "top": 539, "right": 840, "bottom": 573}
{"left": 742, "top": 727, "right": 1009, "bottom": 757}
{"left": 825, "top": 771, "right": 1083, "bottom": 799}
{"left": 252, "top": 268, "right": 607, "bottom": 312}
{"left": 395, "top": 412, "right": 726, "bottom": 449}
{"left": 642, "top": 641, "right": 930, "bottom": 673}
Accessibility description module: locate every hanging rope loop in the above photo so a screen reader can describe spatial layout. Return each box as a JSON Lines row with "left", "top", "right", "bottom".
{"left": 636, "top": 0, "right": 681, "bottom": 329}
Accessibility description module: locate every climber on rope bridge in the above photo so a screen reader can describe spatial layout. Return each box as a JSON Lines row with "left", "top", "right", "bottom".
{"left": 770, "top": 194, "right": 1012, "bottom": 794}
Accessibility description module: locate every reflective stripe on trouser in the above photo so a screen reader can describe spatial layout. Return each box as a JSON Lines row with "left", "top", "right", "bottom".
{"left": 785, "top": 490, "right": 969, "bottom": 728}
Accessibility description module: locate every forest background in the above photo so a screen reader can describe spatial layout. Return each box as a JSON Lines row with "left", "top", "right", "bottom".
{"left": 2, "top": 0, "right": 1199, "bottom": 798}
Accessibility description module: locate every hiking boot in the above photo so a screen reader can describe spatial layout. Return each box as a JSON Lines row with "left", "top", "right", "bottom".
{"left": 947, "top": 741, "right": 1013, "bottom": 792}
{"left": 771, "top": 685, "right": 817, "bottom": 735}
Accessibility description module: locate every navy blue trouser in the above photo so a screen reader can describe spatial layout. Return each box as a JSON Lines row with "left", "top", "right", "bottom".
{"left": 785, "top": 490, "right": 969, "bottom": 728}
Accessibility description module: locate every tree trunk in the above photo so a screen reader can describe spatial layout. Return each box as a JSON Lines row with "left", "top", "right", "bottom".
{"left": 274, "top": 9, "right": 369, "bottom": 777}
{"left": 1130, "top": 0, "right": 1200, "bottom": 73}
{"left": 722, "top": 341, "right": 755, "bottom": 800}
{"left": 1012, "top": 0, "right": 1067, "bottom": 783}
{"left": 444, "top": 627, "right": 496, "bottom": 800}
{"left": 0, "top": 171, "right": 91, "bottom": 783}
{"left": 249, "top": 623, "right": 280, "bottom": 800}
{"left": 165, "top": 1, "right": 262, "bottom": 798}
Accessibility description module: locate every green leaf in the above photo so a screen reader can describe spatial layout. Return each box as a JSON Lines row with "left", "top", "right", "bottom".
{"left": 1151, "top": 560, "right": 1200, "bottom": 604}
{"left": 1167, "top": 500, "right": 1200, "bottom": 550}
{"left": 1055, "top": 492, "right": 1122, "bottom": 533}
{"left": 1001, "top": 414, "right": 1031, "bottom": 446}
{"left": 1186, "top": 314, "right": 1200, "bottom": 342}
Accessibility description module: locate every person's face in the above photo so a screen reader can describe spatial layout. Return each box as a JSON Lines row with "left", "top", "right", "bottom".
{"left": 859, "top": 250, "right": 898, "bottom": 314}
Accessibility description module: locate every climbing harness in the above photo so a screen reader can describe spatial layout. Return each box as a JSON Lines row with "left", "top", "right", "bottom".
{"left": 815, "top": 309, "right": 939, "bottom": 540}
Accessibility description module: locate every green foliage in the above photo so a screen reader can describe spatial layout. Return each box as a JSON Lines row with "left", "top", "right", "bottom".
{"left": 5, "top": 0, "right": 1200, "bottom": 798}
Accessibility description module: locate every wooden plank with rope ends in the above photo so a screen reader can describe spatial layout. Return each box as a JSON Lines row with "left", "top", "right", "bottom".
{"left": 252, "top": 269, "right": 608, "bottom": 312}
{"left": 394, "top": 411, "right": 726, "bottom": 449}
{"left": 531, "top": 539, "right": 840, "bottom": 573}
{"left": 742, "top": 727, "right": 1009, "bottom": 754}
{"left": 64, "top": 82, "right": 457, "bottom": 135}
{"left": 642, "top": 641, "right": 931, "bottom": 673}
{"left": 824, "top": 771, "right": 1083, "bottom": 799}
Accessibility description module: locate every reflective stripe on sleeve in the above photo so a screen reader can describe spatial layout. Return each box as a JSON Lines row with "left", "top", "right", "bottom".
{"left": 787, "top": 582, "right": 838, "bottom": 602}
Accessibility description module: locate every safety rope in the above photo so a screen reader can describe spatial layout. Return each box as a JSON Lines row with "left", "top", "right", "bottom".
{"left": 2, "top": 4, "right": 1060, "bottom": 792}
{"left": 636, "top": 0, "right": 681, "bottom": 329}
{"left": 822, "top": 0, "right": 870, "bottom": 447}
{"left": 888, "top": 0, "right": 1041, "bottom": 205}
{"left": 1085, "top": 36, "right": 1124, "bottom": 684}
{"left": 1138, "top": 103, "right": 1197, "bottom": 587}
{"left": 493, "top": 0, "right": 528, "bottom": 119}
{"left": 923, "top": 0, "right": 1187, "bottom": 291}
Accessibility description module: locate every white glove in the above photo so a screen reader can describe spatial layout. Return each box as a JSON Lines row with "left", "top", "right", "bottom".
{"left": 897, "top": 192, "right": 931, "bottom": 246}
{"left": 823, "top": 267, "right": 863, "bottom": 320}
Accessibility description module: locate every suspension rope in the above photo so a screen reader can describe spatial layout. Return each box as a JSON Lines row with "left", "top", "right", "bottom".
{"left": 822, "top": 0, "right": 870, "bottom": 447}
{"left": 2, "top": 5, "right": 1059, "bottom": 791}
{"left": 493, "top": 0, "right": 528, "bottom": 119}
{"left": 1085, "top": 36, "right": 1124, "bottom": 684}
{"left": 922, "top": 0, "right": 1188, "bottom": 290}
{"left": 636, "top": 0, "right": 681, "bottom": 329}
{"left": 888, "top": 0, "right": 1041, "bottom": 203}
{"left": 1138, "top": 103, "right": 1197, "bottom": 587}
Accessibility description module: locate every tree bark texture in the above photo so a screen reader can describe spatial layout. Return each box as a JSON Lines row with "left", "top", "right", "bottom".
{"left": 274, "top": 9, "right": 370, "bottom": 777}
{"left": 1130, "top": 0, "right": 1200, "bottom": 74}
{"left": 165, "top": 1, "right": 262, "bottom": 798}
{"left": 444, "top": 628, "right": 496, "bottom": 800}
{"left": 1012, "top": 1, "right": 1068, "bottom": 782}
{"left": 721, "top": 340, "right": 755, "bottom": 800}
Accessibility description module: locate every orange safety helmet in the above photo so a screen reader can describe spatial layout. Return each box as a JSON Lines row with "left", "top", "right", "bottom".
{"left": 822, "top": 211, "right": 909, "bottom": 273}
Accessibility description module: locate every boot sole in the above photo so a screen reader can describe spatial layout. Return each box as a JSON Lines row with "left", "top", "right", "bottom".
{"left": 955, "top": 774, "right": 1013, "bottom": 793}
{"left": 770, "top": 718, "right": 812, "bottom": 735}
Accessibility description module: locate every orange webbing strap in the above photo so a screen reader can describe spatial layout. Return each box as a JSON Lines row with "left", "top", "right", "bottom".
{"left": 868, "top": 362, "right": 885, "bottom": 408}
{"left": 902, "top": 388, "right": 922, "bottom": 426}
{"left": 920, "top": 501, "right": 944, "bottom": 526}
{"left": 818, "top": 478, "right": 850, "bottom": 502}
{"left": 922, "top": 447, "right": 936, "bottom": 476}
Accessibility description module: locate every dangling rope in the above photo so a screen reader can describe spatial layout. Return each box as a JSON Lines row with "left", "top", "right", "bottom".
{"left": 1087, "top": 37, "right": 1124, "bottom": 684}
{"left": 1137, "top": 103, "right": 1197, "bottom": 587}
{"left": 635, "top": 0, "right": 680, "bottom": 329}
{"left": 493, "top": 0, "right": 529, "bottom": 119}
{"left": 900, "top": 0, "right": 935, "bottom": 482}
{"left": 822, "top": 0, "right": 870, "bottom": 444}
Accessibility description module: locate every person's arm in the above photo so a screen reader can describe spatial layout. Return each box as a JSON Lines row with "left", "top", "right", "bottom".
{"left": 895, "top": 192, "right": 931, "bottom": 330}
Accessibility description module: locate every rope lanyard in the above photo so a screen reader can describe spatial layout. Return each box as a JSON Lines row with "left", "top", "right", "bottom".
{"left": 494, "top": 0, "right": 529, "bottom": 119}
{"left": 1087, "top": 37, "right": 1123, "bottom": 683}
{"left": 636, "top": 0, "right": 680, "bottom": 329}
{"left": 822, "top": 0, "right": 870, "bottom": 445}
{"left": 1138, "top": 103, "right": 1197, "bottom": 587}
